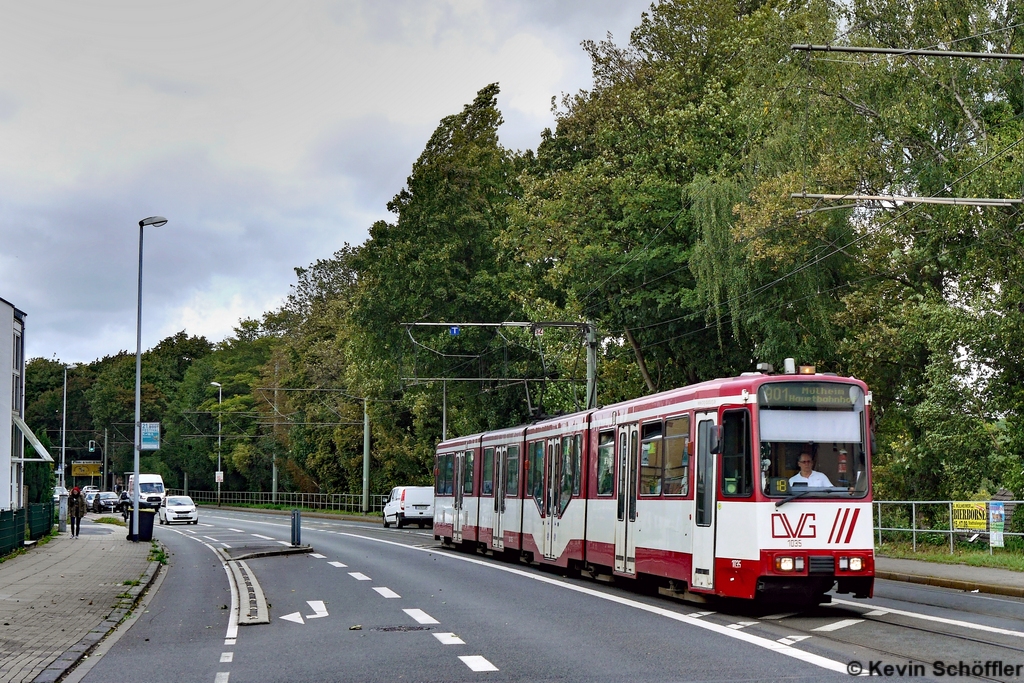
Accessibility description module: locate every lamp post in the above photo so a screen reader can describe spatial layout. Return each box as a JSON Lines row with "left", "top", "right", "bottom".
{"left": 210, "top": 381, "right": 222, "bottom": 506}
{"left": 131, "top": 215, "right": 167, "bottom": 542}
{"left": 60, "top": 363, "right": 78, "bottom": 489}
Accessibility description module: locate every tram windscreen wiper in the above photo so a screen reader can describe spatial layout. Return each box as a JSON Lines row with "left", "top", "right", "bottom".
{"left": 774, "top": 487, "right": 843, "bottom": 508}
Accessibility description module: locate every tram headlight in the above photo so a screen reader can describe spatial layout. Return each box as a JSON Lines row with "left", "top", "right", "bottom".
{"left": 849, "top": 557, "right": 863, "bottom": 571}
{"left": 774, "top": 556, "right": 795, "bottom": 572}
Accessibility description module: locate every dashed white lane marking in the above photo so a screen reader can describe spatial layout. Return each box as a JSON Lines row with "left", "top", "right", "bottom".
{"left": 224, "top": 638, "right": 235, "bottom": 645}
{"left": 221, "top": 543, "right": 232, "bottom": 548}
{"left": 778, "top": 635, "right": 812, "bottom": 645}
{"left": 276, "top": 540, "right": 292, "bottom": 546}
{"left": 309, "top": 553, "right": 326, "bottom": 558}
{"left": 203, "top": 536, "right": 220, "bottom": 542}
{"left": 863, "top": 609, "right": 888, "bottom": 617}
{"left": 334, "top": 530, "right": 850, "bottom": 674}
{"left": 762, "top": 612, "right": 798, "bottom": 620}
{"left": 220, "top": 652, "right": 233, "bottom": 663}
{"left": 403, "top": 608, "right": 439, "bottom": 625}
{"left": 215, "top": 671, "right": 230, "bottom": 682}
{"left": 832, "top": 597, "right": 1024, "bottom": 638}
{"left": 812, "top": 619, "right": 863, "bottom": 632}
{"left": 727, "top": 622, "right": 758, "bottom": 630}
{"left": 251, "top": 533, "right": 274, "bottom": 540}
{"left": 199, "top": 523, "right": 214, "bottom": 527}
{"left": 349, "top": 572, "right": 371, "bottom": 581}
{"left": 306, "top": 600, "right": 329, "bottom": 619}
{"left": 227, "top": 528, "right": 245, "bottom": 533}
{"left": 373, "top": 587, "right": 401, "bottom": 598}
{"left": 459, "top": 655, "right": 498, "bottom": 672}
{"left": 433, "top": 632, "right": 465, "bottom": 645}
{"left": 328, "top": 561, "right": 347, "bottom": 568}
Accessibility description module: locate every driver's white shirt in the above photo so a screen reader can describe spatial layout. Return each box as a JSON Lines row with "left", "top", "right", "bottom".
{"left": 789, "top": 471, "right": 833, "bottom": 487}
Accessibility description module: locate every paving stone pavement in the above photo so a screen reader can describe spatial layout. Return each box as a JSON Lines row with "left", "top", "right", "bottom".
{"left": 0, "top": 518, "right": 154, "bottom": 683}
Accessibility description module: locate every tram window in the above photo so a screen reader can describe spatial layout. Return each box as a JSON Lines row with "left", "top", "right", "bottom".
{"left": 597, "top": 431, "right": 615, "bottom": 496}
{"left": 573, "top": 434, "right": 582, "bottom": 495}
{"left": 663, "top": 416, "right": 690, "bottom": 495}
{"left": 696, "top": 421, "right": 713, "bottom": 526}
{"left": 482, "top": 448, "right": 494, "bottom": 495}
{"left": 530, "top": 441, "right": 545, "bottom": 507}
{"left": 435, "top": 453, "right": 454, "bottom": 496}
{"left": 720, "top": 410, "right": 752, "bottom": 497}
{"left": 463, "top": 450, "right": 474, "bottom": 495}
{"left": 639, "top": 421, "right": 663, "bottom": 496}
{"left": 559, "top": 436, "right": 574, "bottom": 514}
{"left": 505, "top": 445, "right": 519, "bottom": 496}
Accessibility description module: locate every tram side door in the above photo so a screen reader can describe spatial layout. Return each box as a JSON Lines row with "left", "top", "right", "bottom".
{"left": 542, "top": 439, "right": 560, "bottom": 560}
{"left": 613, "top": 424, "right": 638, "bottom": 574}
{"left": 453, "top": 450, "right": 465, "bottom": 543}
{"left": 492, "top": 447, "right": 505, "bottom": 550}
{"left": 692, "top": 412, "right": 718, "bottom": 589}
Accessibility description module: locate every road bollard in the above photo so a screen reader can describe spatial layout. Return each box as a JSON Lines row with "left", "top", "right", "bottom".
{"left": 291, "top": 508, "right": 301, "bottom": 546}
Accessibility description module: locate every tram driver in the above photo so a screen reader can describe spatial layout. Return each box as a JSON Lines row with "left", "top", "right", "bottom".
{"left": 789, "top": 447, "right": 833, "bottom": 488}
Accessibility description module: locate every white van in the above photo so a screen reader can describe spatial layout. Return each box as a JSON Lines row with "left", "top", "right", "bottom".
{"left": 382, "top": 486, "right": 434, "bottom": 529}
{"left": 127, "top": 473, "right": 166, "bottom": 509}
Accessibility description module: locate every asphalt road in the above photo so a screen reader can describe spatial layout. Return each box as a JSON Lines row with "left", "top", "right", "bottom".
{"left": 78, "top": 510, "right": 1024, "bottom": 683}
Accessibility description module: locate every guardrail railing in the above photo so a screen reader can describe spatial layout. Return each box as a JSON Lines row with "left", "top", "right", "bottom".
{"left": 167, "top": 489, "right": 389, "bottom": 514}
{"left": 874, "top": 500, "right": 1023, "bottom": 553}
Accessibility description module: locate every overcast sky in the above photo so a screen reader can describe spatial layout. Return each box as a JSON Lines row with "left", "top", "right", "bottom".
{"left": 0, "top": 1, "right": 652, "bottom": 364}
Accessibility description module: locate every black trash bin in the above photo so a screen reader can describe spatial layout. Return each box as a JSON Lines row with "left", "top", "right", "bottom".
{"left": 127, "top": 509, "right": 156, "bottom": 542}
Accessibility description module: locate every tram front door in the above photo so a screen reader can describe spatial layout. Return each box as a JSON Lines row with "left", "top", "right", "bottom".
{"left": 452, "top": 450, "right": 466, "bottom": 543}
{"left": 692, "top": 412, "right": 718, "bottom": 590}
{"left": 491, "top": 447, "right": 505, "bottom": 550}
{"left": 614, "top": 424, "right": 638, "bottom": 574}
{"left": 541, "top": 439, "right": 560, "bottom": 560}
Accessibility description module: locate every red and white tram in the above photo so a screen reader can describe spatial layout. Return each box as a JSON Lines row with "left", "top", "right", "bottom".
{"left": 433, "top": 369, "right": 874, "bottom": 603}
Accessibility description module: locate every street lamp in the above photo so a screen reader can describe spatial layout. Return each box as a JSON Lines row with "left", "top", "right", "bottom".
{"left": 210, "top": 381, "right": 222, "bottom": 506}
{"left": 131, "top": 215, "right": 167, "bottom": 542}
{"left": 60, "top": 363, "right": 78, "bottom": 489}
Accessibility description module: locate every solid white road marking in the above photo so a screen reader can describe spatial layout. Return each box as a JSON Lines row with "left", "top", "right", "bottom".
{"left": 403, "top": 608, "right": 439, "bottom": 625}
{"left": 833, "top": 597, "right": 1024, "bottom": 639}
{"left": 812, "top": 619, "right": 864, "bottom": 632}
{"left": 221, "top": 543, "right": 231, "bottom": 548}
{"left": 309, "top": 553, "right": 326, "bottom": 558}
{"left": 433, "top": 632, "right": 465, "bottom": 645}
{"left": 276, "top": 540, "right": 291, "bottom": 546}
{"left": 220, "top": 652, "right": 233, "bottom": 663}
{"left": 214, "top": 673, "right": 229, "bottom": 683}
{"left": 349, "top": 572, "right": 371, "bottom": 581}
{"left": 306, "top": 600, "right": 329, "bottom": 619}
{"left": 334, "top": 530, "right": 851, "bottom": 674}
{"left": 328, "top": 561, "right": 347, "bottom": 568}
{"left": 778, "top": 636, "right": 812, "bottom": 646}
{"left": 373, "top": 587, "right": 401, "bottom": 598}
{"left": 727, "top": 622, "right": 758, "bottom": 630}
{"left": 280, "top": 612, "right": 304, "bottom": 624}
{"left": 251, "top": 534, "right": 274, "bottom": 540}
{"left": 199, "top": 523, "right": 214, "bottom": 527}
{"left": 459, "top": 655, "right": 498, "bottom": 672}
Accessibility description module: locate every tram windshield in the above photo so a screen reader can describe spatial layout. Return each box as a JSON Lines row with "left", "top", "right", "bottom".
{"left": 757, "top": 381, "right": 868, "bottom": 498}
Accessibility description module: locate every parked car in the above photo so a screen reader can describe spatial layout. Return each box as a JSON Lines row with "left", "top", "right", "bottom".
{"left": 92, "top": 491, "right": 119, "bottom": 514}
{"left": 53, "top": 485, "right": 68, "bottom": 503}
{"left": 81, "top": 485, "right": 99, "bottom": 494}
{"left": 84, "top": 491, "right": 98, "bottom": 509}
{"left": 382, "top": 486, "right": 434, "bottom": 528}
{"left": 158, "top": 495, "right": 198, "bottom": 525}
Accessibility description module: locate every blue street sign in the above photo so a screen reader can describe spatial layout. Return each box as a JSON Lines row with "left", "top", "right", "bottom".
{"left": 449, "top": 326, "right": 460, "bottom": 336}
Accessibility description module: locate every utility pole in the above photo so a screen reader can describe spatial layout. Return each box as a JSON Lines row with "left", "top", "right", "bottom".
{"left": 442, "top": 380, "right": 447, "bottom": 441}
{"left": 273, "top": 364, "right": 279, "bottom": 504}
{"left": 362, "top": 399, "right": 370, "bottom": 513}
{"left": 103, "top": 428, "right": 108, "bottom": 491}
{"left": 585, "top": 322, "right": 598, "bottom": 410}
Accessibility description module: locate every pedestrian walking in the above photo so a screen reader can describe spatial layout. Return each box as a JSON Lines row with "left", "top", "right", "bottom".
{"left": 68, "top": 486, "right": 87, "bottom": 538}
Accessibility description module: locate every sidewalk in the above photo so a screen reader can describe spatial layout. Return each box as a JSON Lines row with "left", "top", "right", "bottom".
{"left": 876, "top": 556, "right": 1024, "bottom": 598}
{"left": 0, "top": 517, "right": 157, "bottom": 683}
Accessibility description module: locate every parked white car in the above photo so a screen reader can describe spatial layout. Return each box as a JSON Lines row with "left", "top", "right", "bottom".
{"left": 158, "top": 495, "right": 198, "bottom": 525}
{"left": 382, "top": 486, "right": 434, "bottom": 528}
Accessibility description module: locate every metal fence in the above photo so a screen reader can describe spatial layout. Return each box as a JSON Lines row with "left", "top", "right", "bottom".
{"left": 168, "top": 489, "right": 389, "bottom": 514}
{"left": 874, "top": 500, "right": 1024, "bottom": 553}
{"left": 0, "top": 508, "right": 28, "bottom": 558}
{"left": 27, "top": 501, "right": 53, "bottom": 541}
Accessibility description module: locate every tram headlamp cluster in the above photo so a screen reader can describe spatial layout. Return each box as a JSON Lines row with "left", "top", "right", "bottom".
{"left": 773, "top": 556, "right": 805, "bottom": 572}
{"left": 839, "top": 556, "right": 864, "bottom": 571}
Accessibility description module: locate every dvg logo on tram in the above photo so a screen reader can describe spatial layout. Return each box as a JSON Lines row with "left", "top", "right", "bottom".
{"left": 770, "top": 508, "right": 862, "bottom": 543}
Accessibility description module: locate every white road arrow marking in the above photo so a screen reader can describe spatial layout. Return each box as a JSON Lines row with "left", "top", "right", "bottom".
{"left": 305, "top": 600, "right": 328, "bottom": 619}
{"left": 778, "top": 635, "right": 812, "bottom": 645}
{"left": 280, "top": 612, "right": 304, "bottom": 624}
{"left": 727, "top": 621, "right": 758, "bottom": 630}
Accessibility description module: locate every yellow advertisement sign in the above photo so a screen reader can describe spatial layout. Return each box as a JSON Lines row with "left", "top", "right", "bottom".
{"left": 952, "top": 502, "right": 988, "bottom": 531}
{"left": 71, "top": 462, "right": 101, "bottom": 477}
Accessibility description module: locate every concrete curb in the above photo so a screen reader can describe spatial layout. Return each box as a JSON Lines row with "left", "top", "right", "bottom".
{"left": 876, "top": 570, "right": 1024, "bottom": 598}
{"left": 31, "top": 546, "right": 164, "bottom": 683}
{"left": 216, "top": 545, "right": 313, "bottom": 562}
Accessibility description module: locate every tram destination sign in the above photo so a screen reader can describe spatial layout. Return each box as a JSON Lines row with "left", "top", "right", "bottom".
{"left": 758, "top": 382, "right": 856, "bottom": 410}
